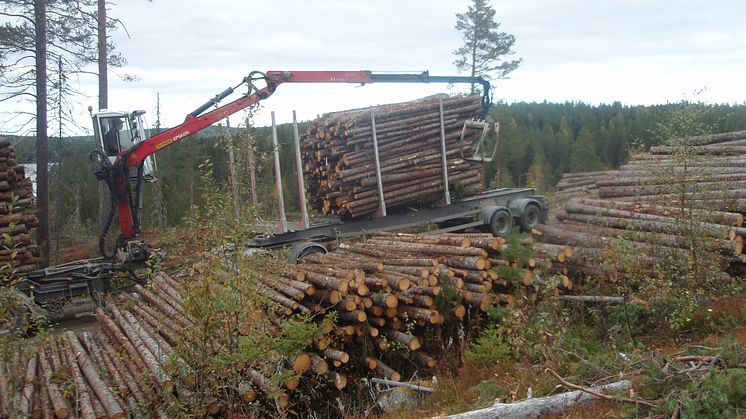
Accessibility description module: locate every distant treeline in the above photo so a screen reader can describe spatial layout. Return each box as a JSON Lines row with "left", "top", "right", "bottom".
{"left": 486, "top": 101, "right": 746, "bottom": 192}
{"left": 6, "top": 101, "right": 746, "bottom": 233}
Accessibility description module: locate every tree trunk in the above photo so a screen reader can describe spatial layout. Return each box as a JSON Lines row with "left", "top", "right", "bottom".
{"left": 442, "top": 380, "right": 633, "bottom": 418}
{"left": 35, "top": 0, "right": 49, "bottom": 266}
{"left": 62, "top": 340, "right": 96, "bottom": 419}
{"left": 38, "top": 347, "right": 69, "bottom": 418}
{"left": 574, "top": 198, "right": 743, "bottom": 226}
{"left": 19, "top": 354, "right": 36, "bottom": 416}
{"left": 64, "top": 331, "right": 126, "bottom": 419}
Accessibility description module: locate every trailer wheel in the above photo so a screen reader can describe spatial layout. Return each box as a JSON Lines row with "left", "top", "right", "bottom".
{"left": 519, "top": 203, "right": 542, "bottom": 232}
{"left": 289, "top": 241, "right": 327, "bottom": 264}
{"left": 489, "top": 209, "right": 513, "bottom": 237}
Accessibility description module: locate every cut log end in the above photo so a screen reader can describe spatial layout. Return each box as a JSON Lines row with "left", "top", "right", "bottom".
{"left": 333, "top": 373, "right": 348, "bottom": 390}
{"left": 293, "top": 353, "right": 312, "bottom": 374}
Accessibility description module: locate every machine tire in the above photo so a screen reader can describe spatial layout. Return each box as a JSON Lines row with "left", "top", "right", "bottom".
{"left": 298, "top": 245, "right": 326, "bottom": 260}
{"left": 289, "top": 241, "right": 328, "bottom": 264}
{"left": 488, "top": 209, "right": 513, "bottom": 237}
{"left": 519, "top": 203, "right": 542, "bottom": 232}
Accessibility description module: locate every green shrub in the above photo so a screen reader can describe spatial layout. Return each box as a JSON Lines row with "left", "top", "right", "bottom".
{"left": 468, "top": 326, "right": 510, "bottom": 365}
{"left": 663, "top": 369, "right": 746, "bottom": 417}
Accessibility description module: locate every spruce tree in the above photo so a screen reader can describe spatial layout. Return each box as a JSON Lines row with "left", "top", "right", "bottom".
{"left": 570, "top": 127, "right": 604, "bottom": 173}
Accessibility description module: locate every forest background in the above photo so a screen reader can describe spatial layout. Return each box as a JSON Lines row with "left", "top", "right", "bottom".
{"left": 9, "top": 99, "right": 746, "bottom": 255}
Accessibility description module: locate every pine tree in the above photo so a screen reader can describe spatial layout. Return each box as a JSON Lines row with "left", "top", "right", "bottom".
{"left": 453, "top": 0, "right": 521, "bottom": 90}
{"left": 0, "top": 0, "right": 125, "bottom": 264}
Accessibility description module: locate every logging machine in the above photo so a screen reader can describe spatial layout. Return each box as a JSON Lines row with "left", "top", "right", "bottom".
{"left": 87, "top": 70, "right": 493, "bottom": 265}
{"left": 10, "top": 70, "right": 545, "bottom": 331}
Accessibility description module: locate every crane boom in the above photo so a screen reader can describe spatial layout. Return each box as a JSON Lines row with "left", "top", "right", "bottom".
{"left": 93, "top": 70, "right": 492, "bottom": 262}
{"left": 124, "top": 71, "right": 489, "bottom": 168}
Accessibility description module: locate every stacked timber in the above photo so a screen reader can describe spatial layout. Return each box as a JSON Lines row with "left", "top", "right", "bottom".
{"left": 535, "top": 197, "right": 744, "bottom": 280}
{"left": 0, "top": 331, "right": 146, "bottom": 418}
{"left": 0, "top": 138, "right": 39, "bottom": 273}
{"left": 0, "top": 233, "right": 572, "bottom": 416}
{"left": 551, "top": 171, "right": 603, "bottom": 202}
{"left": 301, "top": 95, "right": 485, "bottom": 218}
{"left": 540, "top": 129, "right": 746, "bottom": 281}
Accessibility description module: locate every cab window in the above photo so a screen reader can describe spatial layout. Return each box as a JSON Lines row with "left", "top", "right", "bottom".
{"left": 99, "top": 117, "right": 134, "bottom": 156}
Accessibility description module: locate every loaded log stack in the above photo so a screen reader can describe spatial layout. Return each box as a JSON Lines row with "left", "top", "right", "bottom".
{"left": 0, "top": 233, "right": 574, "bottom": 416}
{"left": 0, "top": 138, "right": 39, "bottom": 274}
{"left": 301, "top": 95, "right": 485, "bottom": 218}
{"left": 538, "top": 129, "right": 746, "bottom": 281}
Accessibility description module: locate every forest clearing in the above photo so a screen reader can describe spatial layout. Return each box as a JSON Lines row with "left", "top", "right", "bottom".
{"left": 0, "top": 96, "right": 745, "bottom": 417}
{"left": 0, "top": 0, "right": 745, "bottom": 417}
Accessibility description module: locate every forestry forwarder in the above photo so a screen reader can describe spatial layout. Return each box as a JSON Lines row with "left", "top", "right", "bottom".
{"left": 9, "top": 70, "right": 498, "bottom": 330}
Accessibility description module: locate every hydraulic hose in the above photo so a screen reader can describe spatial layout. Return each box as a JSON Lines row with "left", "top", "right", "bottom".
{"left": 89, "top": 150, "right": 119, "bottom": 258}
{"left": 99, "top": 192, "right": 116, "bottom": 259}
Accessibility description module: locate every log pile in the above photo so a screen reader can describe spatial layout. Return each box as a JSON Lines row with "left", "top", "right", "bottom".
{"left": 0, "top": 233, "right": 574, "bottom": 416}
{"left": 551, "top": 170, "right": 603, "bottom": 202}
{"left": 301, "top": 95, "right": 485, "bottom": 218}
{"left": 0, "top": 138, "right": 39, "bottom": 273}
{"left": 540, "top": 129, "right": 746, "bottom": 281}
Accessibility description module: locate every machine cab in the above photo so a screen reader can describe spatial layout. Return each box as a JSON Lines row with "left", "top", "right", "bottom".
{"left": 92, "top": 110, "right": 156, "bottom": 182}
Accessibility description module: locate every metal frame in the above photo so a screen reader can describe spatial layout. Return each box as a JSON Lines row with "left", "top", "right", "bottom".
{"left": 292, "top": 111, "right": 310, "bottom": 229}
{"left": 271, "top": 111, "right": 288, "bottom": 233}
{"left": 460, "top": 120, "right": 499, "bottom": 162}
{"left": 249, "top": 188, "right": 547, "bottom": 249}
{"left": 370, "top": 108, "right": 387, "bottom": 217}
{"left": 438, "top": 99, "right": 451, "bottom": 205}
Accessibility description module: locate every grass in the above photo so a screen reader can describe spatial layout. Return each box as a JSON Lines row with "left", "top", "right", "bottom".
{"left": 386, "top": 301, "right": 746, "bottom": 418}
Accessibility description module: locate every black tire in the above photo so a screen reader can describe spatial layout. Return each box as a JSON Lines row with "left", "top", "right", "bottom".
{"left": 519, "top": 204, "right": 542, "bottom": 232}
{"left": 488, "top": 209, "right": 513, "bottom": 237}
{"left": 298, "top": 246, "right": 326, "bottom": 260}
{"left": 289, "top": 241, "right": 328, "bottom": 264}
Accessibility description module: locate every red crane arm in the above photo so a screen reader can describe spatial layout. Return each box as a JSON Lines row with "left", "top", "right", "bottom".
{"left": 123, "top": 71, "right": 377, "bottom": 168}
{"left": 122, "top": 70, "right": 490, "bottom": 168}
{"left": 110, "top": 70, "right": 489, "bottom": 240}
{"left": 123, "top": 85, "right": 275, "bottom": 168}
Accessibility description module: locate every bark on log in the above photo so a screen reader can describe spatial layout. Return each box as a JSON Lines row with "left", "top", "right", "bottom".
{"left": 354, "top": 241, "right": 486, "bottom": 257}
{"left": 565, "top": 200, "right": 741, "bottom": 228}
{"left": 667, "top": 129, "right": 746, "bottom": 146}
{"left": 323, "top": 349, "right": 349, "bottom": 364}
{"left": 300, "top": 271, "right": 350, "bottom": 293}
{"left": 62, "top": 341, "right": 96, "bottom": 419}
{"left": 370, "top": 378, "right": 434, "bottom": 393}
{"left": 38, "top": 347, "right": 69, "bottom": 418}
{"left": 560, "top": 295, "right": 625, "bottom": 304}
{"left": 441, "top": 380, "right": 633, "bottom": 418}
{"left": 372, "top": 358, "right": 401, "bottom": 382}
{"left": 97, "top": 337, "right": 154, "bottom": 410}
{"left": 246, "top": 368, "right": 289, "bottom": 409}
{"left": 556, "top": 210, "right": 732, "bottom": 239}
{"left": 19, "top": 353, "right": 36, "bottom": 416}
{"left": 573, "top": 198, "right": 743, "bottom": 226}
{"left": 385, "top": 329, "right": 421, "bottom": 350}
{"left": 134, "top": 285, "right": 192, "bottom": 328}
{"left": 64, "top": 331, "right": 126, "bottom": 419}
{"left": 536, "top": 222, "right": 740, "bottom": 256}
{"left": 96, "top": 308, "right": 169, "bottom": 385}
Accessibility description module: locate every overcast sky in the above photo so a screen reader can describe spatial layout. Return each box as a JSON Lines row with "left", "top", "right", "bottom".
{"left": 5, "top": 0, "right": 746, "bottom": 134}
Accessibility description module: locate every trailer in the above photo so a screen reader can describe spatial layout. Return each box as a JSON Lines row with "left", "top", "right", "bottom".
{"left": 249, "top": 187, "right": 547, "bottom": 262}
{"left": 249, "top": 100, "right": 547, "bottom": 261}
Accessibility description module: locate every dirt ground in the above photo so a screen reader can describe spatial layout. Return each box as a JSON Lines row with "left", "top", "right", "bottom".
{"left": 48, "top": 315, "right": 100, "bottom": 336}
